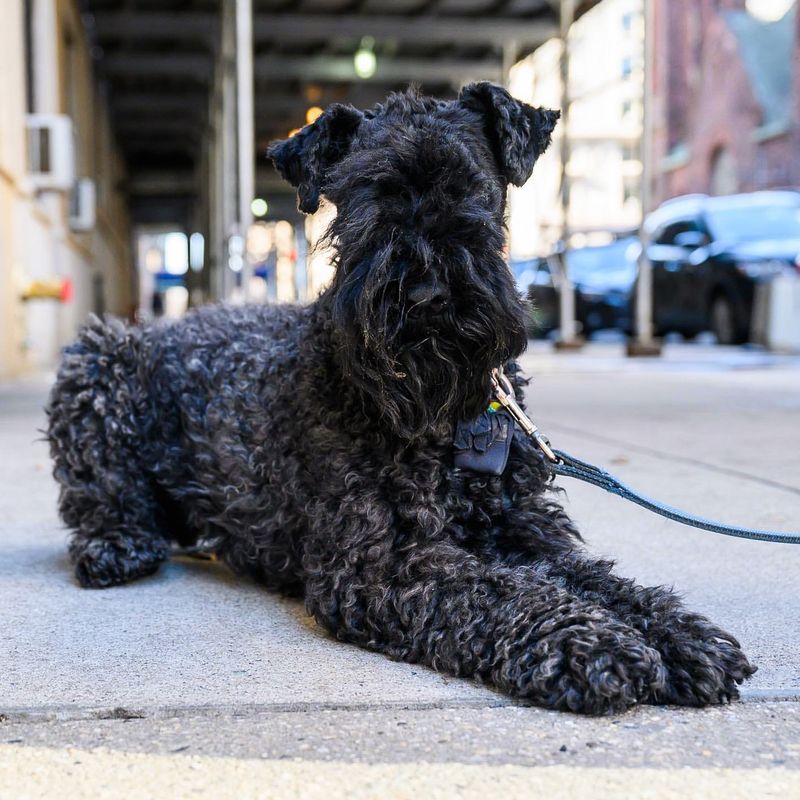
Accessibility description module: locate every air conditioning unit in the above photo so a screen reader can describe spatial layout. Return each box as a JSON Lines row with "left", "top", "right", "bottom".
{"left": 26, "top": 114, "right": 75, "bottom": 191}
{"left": 69, "top": 178, "right": 96, "bottom": 232}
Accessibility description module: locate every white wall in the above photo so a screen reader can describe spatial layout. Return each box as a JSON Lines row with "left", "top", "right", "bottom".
{"left": 507, "top": 0, "right": 645, "bottom": 260}
{"left": 0, "top": 0, "right": 133, "bottom": 378}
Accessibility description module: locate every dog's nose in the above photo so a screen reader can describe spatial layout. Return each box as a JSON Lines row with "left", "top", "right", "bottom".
{"left": 407, "top": 283, "right": 450, "bottom": 312}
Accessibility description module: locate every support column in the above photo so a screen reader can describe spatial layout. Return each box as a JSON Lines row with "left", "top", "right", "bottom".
{"left": 555, "top": 0, "right": 583, "bottom": 351}
{"left": 216, "top": 0, "right": 238, "bottom": 301}
{"left": 502, "top": 40, "right": 519, "bottom": 88}
{"left": 235, "top": 0, "right": 255, "bottom": 300}
{"left": 627, "top": 0, "right": 662, "bottom": 357}
{"left": 207, "top": 65, "right": 223, "bottom": 301}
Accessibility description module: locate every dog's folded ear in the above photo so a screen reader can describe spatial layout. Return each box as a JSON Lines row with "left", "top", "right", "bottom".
{"left": 458, "top": 82, "right": 560, "bottom": 187}
{"left": 267, "top": 104, "right": 364, "bottom": 214}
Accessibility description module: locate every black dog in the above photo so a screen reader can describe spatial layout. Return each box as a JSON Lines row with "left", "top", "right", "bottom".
{"left": 47, "top": 84, "right": 754, "bottom": 714}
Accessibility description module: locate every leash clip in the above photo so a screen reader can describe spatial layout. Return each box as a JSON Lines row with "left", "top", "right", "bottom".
{"left": 491, "top": 367, "right": 559, "bottom": 463}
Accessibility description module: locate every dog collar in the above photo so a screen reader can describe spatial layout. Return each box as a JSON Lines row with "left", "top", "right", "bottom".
{"left": 453, "top": 406, "right": 515, "bottom": 476}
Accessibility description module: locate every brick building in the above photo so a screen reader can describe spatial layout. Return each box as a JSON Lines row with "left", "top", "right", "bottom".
{"left": 651, "top": 0, "right": 799, "bottom": 207}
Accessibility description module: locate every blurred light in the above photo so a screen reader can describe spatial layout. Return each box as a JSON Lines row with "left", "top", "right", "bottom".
{"left": 306, "top": 106, "right": 324, "bottom": 125}
{"left": 354, "top": 49, "right": 377, "bottom": 79}
{"left": 189, "top": 232, "right": 204, "bottom": 272}
{"left": 305, "top": 84, "right": 323, "bottom": 103}
{"left": 746, "top": 0, "right": 793, "bottom": 20}
{"left": 144, "top": 246, "right": 162, "bottom": 273}
{"left": 247, "top": 222, "right": 273, "bottom": 260}
{"left": 228, "top": 234, "right": 244, "bottom": 272}
{"left": 251, "top": 197, "right": 269, "bottom": 217}
{"left": 228, "top": 234, "right": 244, "bottom": 255}
{"left": 164, "top": 231, "right": 188, "bottom": 275}
{"left": 164, "top": 286, "right": 189, "bottom": 318}
{"left": 288, "top": 127, "right": 302, "bottom": 138}
{"left": 249, "top": 276, "right": 268, "bottom": 302}
{"left": 276, "top": 255, "right": 296, "bottom": 302}
{"left": 274, "top": 220, "right": 294, "bottom": 252}
{"left": 354, "top": 37, "right": 377, "bottom": 79}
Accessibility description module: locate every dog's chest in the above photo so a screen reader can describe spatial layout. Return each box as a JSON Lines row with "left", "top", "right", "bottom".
{"left": 385, "top": 449, "right": 511, "bottom": 545}
{"left": 445, "top": 470, "right": 510, "bottom": 542}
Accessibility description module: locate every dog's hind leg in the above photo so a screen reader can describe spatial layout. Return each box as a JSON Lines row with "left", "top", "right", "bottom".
{"left": 542, "top": 553, "right": 756, "bottom": 707}
{"left": 47, "top": 316, "right": 170, "bottom": 589}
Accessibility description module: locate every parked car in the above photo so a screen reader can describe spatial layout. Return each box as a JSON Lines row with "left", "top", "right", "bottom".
{"left": 640, "top": 191, "right": 800, "bottom": 344}
{"left": 513, "top": 236, "right": 640, "bottom": 338}
{"left": 512, "top": 256, "right": 558, "bottom": 335}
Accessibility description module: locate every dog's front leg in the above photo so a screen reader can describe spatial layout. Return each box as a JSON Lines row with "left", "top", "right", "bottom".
{"left": 302, "top": 506, "right": 664, "bottom": 714}
{"left": 498, "top": 434, "right": 756, "bottom": 705}
{"left": 541, "top": 552, "right": 757, "bottom": 706}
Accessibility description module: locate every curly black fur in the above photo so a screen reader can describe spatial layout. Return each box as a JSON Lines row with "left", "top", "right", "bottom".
{"left": 47, "top": 84, "right": 755, "bottom": 714}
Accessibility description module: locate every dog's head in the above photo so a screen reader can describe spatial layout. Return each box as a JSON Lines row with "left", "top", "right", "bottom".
{"left": 269, "top": 84, "right": 558, "bottom": 439}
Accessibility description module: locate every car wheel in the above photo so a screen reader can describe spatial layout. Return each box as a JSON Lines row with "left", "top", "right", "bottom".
{"left": 710, "top": 295, "right": 736, "bottom": 345}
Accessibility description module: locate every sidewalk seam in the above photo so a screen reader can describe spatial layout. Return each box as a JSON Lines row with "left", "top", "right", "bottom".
{"left": 544, "top": 422, "right": 800, "bottom": 496}
{"left": 3, "top": 691, "right": 798, "bottom": 725}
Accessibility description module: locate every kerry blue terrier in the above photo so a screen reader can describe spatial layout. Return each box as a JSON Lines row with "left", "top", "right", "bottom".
{"left": 47, "top": 83, "right": 755, "bottom": 714}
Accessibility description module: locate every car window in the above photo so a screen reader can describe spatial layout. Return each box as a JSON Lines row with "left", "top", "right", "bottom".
{"left": 567, "top": 238, "right": 640, "bottom": 290}
{"left": 655, "top": 220, "right": 702, "bottom": 245}
{"left": 513, "top": 259, "right": 551, "bottom": 290}
{"left": 705, "top": 198, "right": 800, "bottom": 243}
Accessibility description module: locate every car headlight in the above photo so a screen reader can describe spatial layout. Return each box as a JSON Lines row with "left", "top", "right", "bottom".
{"left": 735, "top": 260, "right": 793, "bottom": 279}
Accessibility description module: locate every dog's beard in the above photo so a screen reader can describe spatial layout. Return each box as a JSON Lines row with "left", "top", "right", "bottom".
{"left": 330, "top": 258, "right": 528, "bottom": 441}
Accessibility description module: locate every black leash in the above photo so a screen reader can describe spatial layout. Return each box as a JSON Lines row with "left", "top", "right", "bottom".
{"left": 491, "top": 368, "right": 800, "bottom": 545}
{"left": 551, "top": 448, "right": 800, "bottom": 544}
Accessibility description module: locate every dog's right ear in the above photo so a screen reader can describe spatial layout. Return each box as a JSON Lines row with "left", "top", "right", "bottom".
{"left": 268, "top": 104, "right": 364, "bottom": 214}
{"left": 458, "top": 82, "right": 559, "bottom": 187}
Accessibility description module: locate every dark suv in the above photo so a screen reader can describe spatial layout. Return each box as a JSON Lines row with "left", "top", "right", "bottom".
{"left": 641, "top": 191, "right": 800, "bottom": 344}
{"left": 514, "top": 236, "right": 640, "bottom": 338}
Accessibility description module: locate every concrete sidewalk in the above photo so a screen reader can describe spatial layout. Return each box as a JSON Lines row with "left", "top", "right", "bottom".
{"left": 1, "top": 344, "right": 799, "bottom": 797}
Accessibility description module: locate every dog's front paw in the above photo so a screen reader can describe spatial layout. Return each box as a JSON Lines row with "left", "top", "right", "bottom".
{"left": 507, "top": 622, "right": 667, "bottom": 715}
{"left": 649, "top": 623, "right": 757, "bottom": 706}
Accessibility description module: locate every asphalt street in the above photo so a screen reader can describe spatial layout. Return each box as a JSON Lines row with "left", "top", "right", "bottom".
{"left": 1, "top": 342, "right": 799, "bottom": 798}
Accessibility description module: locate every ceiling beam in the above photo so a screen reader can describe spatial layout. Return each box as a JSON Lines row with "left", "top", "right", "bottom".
{"left": 111, "top": 87, "right": 391, "bottom": 116}
{"left": 127, "top": 171, "right": 197, "bottom": 196}
{"left": 112, "top": 93, "right": 208, "bottom": 114}
{"left": 257, "top": 14, "right": 557, "bottom": 47}
{"left": 94, "top": 12, "right": 216, "bottom": 43}
{"left": 92, "top": 11, "right": 557, "bottom": 47}
{"left": 101, "top": 53, "right": 501, "bottom": 84}
{"left": 253, "top": 55, "right": 502, "bottom": 85}
{"left": 115, "top": 117, "right": 202, "bottom": 133}
{"left": 102, "top": 54, "right": 213, "bottom": 81}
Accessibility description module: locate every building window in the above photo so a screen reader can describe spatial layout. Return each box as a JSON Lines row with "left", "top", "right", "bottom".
{"left": 623, "top": 142, "right": 639, "bottom": 162}
{"left": 622, "top": 56, "right": 633, "bottom": 78}
{"left": 623, "top": 175, "right": 640, "bottom": 205}
{"left": 710, "top": 147, "right": 738, "bottom": 196}
{"left": 622, "top": 12, "right": 633, "bottom": 32}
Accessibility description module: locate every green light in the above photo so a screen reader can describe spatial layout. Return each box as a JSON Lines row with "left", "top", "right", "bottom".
{"left": 251, "top": 198, "right": 268, "bottom": 217}
{"left": 354, "top": 38, "right": 377, "bottom": 79}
